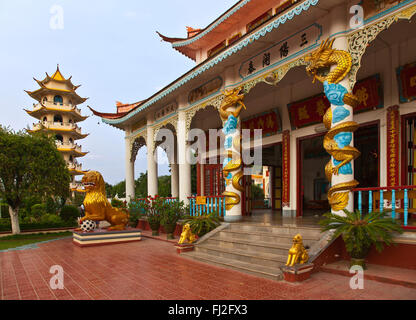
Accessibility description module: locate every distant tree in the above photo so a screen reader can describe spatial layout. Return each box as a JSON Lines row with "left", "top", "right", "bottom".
{"left": 135, "top": 172, "right": 147, "bottom": 198}
{"left": 105, "top": 182, "right": 113, "bottom": 198}
{"left": 0, "top": 127, "right": 70, "bottom": 234}
{"left": 112, "top": 180, "right": 126, "bottom": 198}
{"left": 158, "top": 175, "right": 171, "bottom": 197}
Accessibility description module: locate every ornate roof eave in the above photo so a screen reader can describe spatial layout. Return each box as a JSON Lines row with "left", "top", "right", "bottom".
{"left": 99, "top": 0, "right": 320, "bottom": 126}
{"left": 158, "top": 0, "right": 252, "bottom": 48}
{"left": 88, "top": 106, "right": 130, "bottom": 120}
{"left": 156, "top": 32, "right": 196, "bottom": 60}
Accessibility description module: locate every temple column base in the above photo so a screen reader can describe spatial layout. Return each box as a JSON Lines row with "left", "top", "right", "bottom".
{"left": 224, "top": 215, "right": 243, "bottom": 222}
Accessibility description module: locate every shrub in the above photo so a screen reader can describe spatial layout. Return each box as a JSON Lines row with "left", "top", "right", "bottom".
{"left": 60, "top": 205, "right": 80, "bottom": 223}
{"left": 182, "top": 211, "right": 221, "bottom": 237}
{"left": 128, "top": 201, "right": 144, "bottom": 227}
{"left": 160, "top": 200, "right": 184, "bottom": 227}
{"left": 111, "top": 198, "right": 125, "bottom": 208}
{"left": 40, "top": 214, "right": 63, "bottom": 225}
{"left": 30, "top": 204, "right": 47, "bottom": 219}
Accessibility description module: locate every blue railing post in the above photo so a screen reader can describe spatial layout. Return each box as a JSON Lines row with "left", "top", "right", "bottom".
{"left": 391, "top": 189, "right": 396, "bottom": 220}
{"left": 380, "top": 190, "right": 384, "bottom": 213}
{"left": 404, "top": 189, "right": 408, "bottom": 227}
{"left": 368, "top": 191, "right": 373, "bottom": 213}
{"left": 358, "top": 191, "right": 362, "bottom": 216}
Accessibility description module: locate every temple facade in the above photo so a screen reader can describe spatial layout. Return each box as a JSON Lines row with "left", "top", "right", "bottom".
{"left": 91, "top": 0, "right": 416, "bottom": 228}
{"left": 25, "top": 66, "right": 89, "bottom": 192}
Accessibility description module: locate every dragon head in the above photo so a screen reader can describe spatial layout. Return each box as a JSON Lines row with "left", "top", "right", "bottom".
{"left": 81, "top": 171, "right": 106, "bottom": 194}
{"left": 305, "top": 38, "right": 335, "bottom": 83}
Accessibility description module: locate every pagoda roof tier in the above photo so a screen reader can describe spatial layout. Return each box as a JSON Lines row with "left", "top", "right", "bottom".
{"left": 37, "top": 65, "right": 81, "bottom": 90}
{"left": 57, "top": 142, "right": 88, "bottom": 157}
{"left": 157, "top": 0, "right": 287, "bottom": 61}
{"left": 28, "top": 122, "right": 89, "bottom": 140}
{"left": 25, "top": 87, "right": 88, "bottom": 105}
{"left": 25, "top": 65, "right": 88, "bottom": 104}
{"left": 24, "top": 103, "right": 88, "bottom": 122}
{"left": 68, "top": 163, "right": 87, "bottom": 176}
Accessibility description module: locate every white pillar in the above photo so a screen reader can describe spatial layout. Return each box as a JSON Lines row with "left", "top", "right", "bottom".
{"left": 125, "top": 136, "right": 135, "bottom": 201}
{"left": 223, "top": 116, "right": 243, "bottom": 222}
{"left": 327, "top": 4, "right": 355, "bottom": 214}
{"left": 178, "top": 109, "right": 191, "bottom": 205}
{"left": 147, "top": 122, "right": 158, "bottom": 197}
{"left": 171, "top": 162, "right": 179, "bottom": 197}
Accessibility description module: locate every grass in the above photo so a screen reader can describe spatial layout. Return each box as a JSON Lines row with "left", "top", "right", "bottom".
{"left": 0, "top": 231, "right": 72, "bottom": 250}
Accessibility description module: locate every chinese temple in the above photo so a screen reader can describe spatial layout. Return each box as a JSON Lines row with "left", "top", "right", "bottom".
{"left": 25, "top": 65, "right": 89, "bottom": 192}
{"left": 91, "top": 0, "right": 416, "bottom": 276}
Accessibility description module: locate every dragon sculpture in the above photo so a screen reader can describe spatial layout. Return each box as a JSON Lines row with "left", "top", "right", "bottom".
{"left": 79, "top": 171, "right": 129, "bottom": 230}
{"left": 220, "top": 87, "right": 246, "bottom": 210}
{"left": 305, "top": 38, "right": 360, "bottom": 211}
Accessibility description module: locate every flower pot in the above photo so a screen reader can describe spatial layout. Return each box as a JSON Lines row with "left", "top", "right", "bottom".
{"left": 163, "top": 223, "right": 177, "bottom": 240}
{"left": 149, "top": 221, "right": 160, "bottom": 236}
{"left": 350, "top": 258, "right": 367, "bottom": 270}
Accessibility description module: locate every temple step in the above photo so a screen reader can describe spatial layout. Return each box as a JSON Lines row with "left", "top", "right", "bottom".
{"left": 182, "top": 223, "right": 322, "bottom": 281}
{"left": 183, "top": 251, "right": 283, "bottom": 281}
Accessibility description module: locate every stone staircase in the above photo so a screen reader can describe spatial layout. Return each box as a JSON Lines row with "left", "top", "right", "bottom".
{"left": 182, "top": 222, "right": 323, "bottom": 280}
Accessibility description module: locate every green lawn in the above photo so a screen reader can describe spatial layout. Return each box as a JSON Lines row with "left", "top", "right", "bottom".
{"left": 0, "top": 231, "right": 72, "bottom": 250}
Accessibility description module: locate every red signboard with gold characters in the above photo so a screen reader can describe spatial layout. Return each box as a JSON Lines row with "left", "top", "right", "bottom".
{"left": 287, "top": 94, "right": 330, "bottom": 129}
{"left": 387, "top": 106, "right": 400, "bottom": 187}
{"left": 288, "top": 74, "right": 383, "bottom": 129}
{"left": 241, "top": 109, "right": 281, "bottom": 137}
{"left": 282, "top": 130, "right": 290, "bottom": 208}
{"left": 397, "top": 61, "right": 416, "bottom": 103}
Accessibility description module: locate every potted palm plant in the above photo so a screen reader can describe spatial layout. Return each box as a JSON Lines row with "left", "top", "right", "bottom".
{"left": 319, "top": 209, "right": 403, "bottom": 269}
{"left": 160, "top": 199, "right": 184, "bottom": 239}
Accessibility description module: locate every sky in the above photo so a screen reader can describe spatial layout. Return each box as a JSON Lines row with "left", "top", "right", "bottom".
{"left": 0, "top": 0, "right": 237, "bottom": 185}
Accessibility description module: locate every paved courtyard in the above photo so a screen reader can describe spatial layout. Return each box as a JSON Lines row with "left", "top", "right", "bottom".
{"left": 1, "top": 237, "right": 415, "bottom": 300}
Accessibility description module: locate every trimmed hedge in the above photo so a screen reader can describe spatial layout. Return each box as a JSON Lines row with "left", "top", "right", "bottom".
{"left": 0, "top": 220, "right": 77, "bottom": 232}
{"left": 60, "top": 205, "right": 80, "bottom": 222}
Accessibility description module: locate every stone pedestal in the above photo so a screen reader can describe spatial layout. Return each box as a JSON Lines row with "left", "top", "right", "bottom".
{"left": 175, "top": 243, "right": 194, "bottom": 254}
{"left": 73, "top": 228, "right": 141, "bottom": 247}
{"left": 280, "top": 263, "right": 314, "bottom": 282}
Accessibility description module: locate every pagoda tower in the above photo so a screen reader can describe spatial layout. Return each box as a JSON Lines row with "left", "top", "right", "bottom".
{"left": 24, "top": 65, "right": 89, "bottom": 192}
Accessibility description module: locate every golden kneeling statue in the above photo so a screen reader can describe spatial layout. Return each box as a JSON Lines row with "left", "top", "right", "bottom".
{"left": 178, "top": 223, "right": 196, "bottom": 245}
{"left": 79, "top": 171, "right": 129, "bottom": 231}
{"left": 286, "top": 234, "right": 309, "bottom": 267}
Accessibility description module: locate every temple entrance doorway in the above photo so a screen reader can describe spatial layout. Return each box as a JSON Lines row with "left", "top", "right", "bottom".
{"left": 298, "top": 133, "right": 330, "bottom": 217}
{"left": 244, "top": 143, "right": 282, "bottom": 216}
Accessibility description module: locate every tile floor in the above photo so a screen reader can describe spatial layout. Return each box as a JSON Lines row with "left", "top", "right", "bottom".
{"left": 1, "top": 237, "right": 415, "bottom": 300}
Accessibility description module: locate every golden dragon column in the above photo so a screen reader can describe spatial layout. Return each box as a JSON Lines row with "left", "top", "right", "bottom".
{"left": 305, "top": 38, "right": 360, "bottom": 215}
{"left": 220, "top": 87, "right": 246, "bottom": 222}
